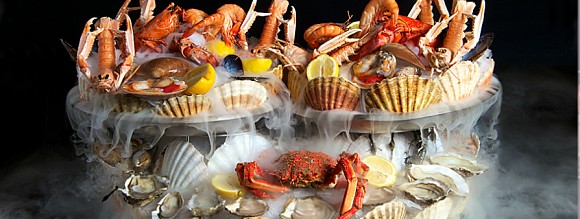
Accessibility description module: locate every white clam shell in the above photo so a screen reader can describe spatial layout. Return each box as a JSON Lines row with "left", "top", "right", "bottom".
{"left": 407, "top": 164, "right": 470, "bottom": 196}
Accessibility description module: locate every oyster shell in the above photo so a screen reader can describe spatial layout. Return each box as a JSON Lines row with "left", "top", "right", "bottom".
{"left": 398, "top": 179, "right": 450, "bottom": 205}
{"left": 361, "top": 201, "right": 406, "bottom": 219}
{"left": 280, "top": 196, "right": 338, "bottom": 219}
{"left": 123, "top": 77, "right": 188, "bottom": 101}
{"left": 210, "top": 80, "right": 268, "bottom": 110}
{"left": 157, "top": 140, "right": 208, "bottom": 200}
{"left": 131, "top": 149, "right": 152, "bottom": 172}
{"left": 305, "top": 76, "right": 361, "bottom": 111}
{"left": 428, "top": 153, "right": 488, "bottom": 177}
{"left": 118, "top": 173, "right": 169, "bottom": 206}
{"left": 188, "top": 188, "right": 225, "bottom": 217}
{"left": 225, "top": 196, "right": 269, "bottom": 217}
{"left": 407, "top": 164, "right": 469, "bottom": 196}
{"left": 154, "top": 94, "right": 211, "bottom": 118}
{"left": 363, "top": 187, "right": 397, "bottom": 206}
{"left": 152, "top": 191, "right": 183, "bottom": 219}
{"left": 365, "top": 75, "right": 441, "bottom": 113}
{"left": 412, "top": 197, "right": 453, "bottom": 219}
{"left": 287, "top": 71, "right": 308, "bottom": 102}
{"left": 436, "top": 61, "right": 481, "bottom": 102}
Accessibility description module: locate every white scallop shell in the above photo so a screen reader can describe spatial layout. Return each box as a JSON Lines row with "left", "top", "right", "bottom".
{"left": 210, "top": 80, "right": 268, "bottom": 110}
{"left": 436, "top": 61, "right": 481, "bottom": 102}
{"left": 361, "top": 201, "right": 406, "bottom": 219}
{"left": 157, "top": 140, "right": 208, "bottom": 199}
{"left": 412, "top": 197, "right": 453, "bottom": 219}
{"left": 206, "top": 133, "right": 274, "bottom": 177}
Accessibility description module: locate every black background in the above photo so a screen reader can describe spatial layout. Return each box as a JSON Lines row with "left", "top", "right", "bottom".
{"left": 0, "top": 0, "right": 577, "bottom": 217}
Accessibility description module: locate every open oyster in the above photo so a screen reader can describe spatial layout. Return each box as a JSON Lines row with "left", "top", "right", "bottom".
{"left": 280, "top": 196, "right": 338, "bottom": 219}
{"left": 407, "top": 164, "right": 469, "bottom": 196}
{"left": 225, "top": 196, "right": 269, "bottom": 217}
{"left": 398, "top": 179, "right": 450, "bottom": 205}
{"left": 152, "top": 191, "right": 183, "bottom": 219}
{"left": 118, "top": 173, "right": 169, "bottom": 206}
{"left": 428, "top": 153, "right": 488, "bottom": 177}
{"left": 187, "top": 188, "right": 225, "bottom": 217}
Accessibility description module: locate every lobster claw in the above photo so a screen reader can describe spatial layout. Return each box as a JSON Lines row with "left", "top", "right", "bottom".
{"left": 178, "top": 38, "right": 219, "bottom": 67}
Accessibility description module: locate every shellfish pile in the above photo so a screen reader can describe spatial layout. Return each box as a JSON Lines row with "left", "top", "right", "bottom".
{"left": 66, "top": 0, "right": 500, "bottom": 218}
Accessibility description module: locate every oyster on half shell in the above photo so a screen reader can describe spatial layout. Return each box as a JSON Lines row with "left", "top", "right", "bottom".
{"left": 152, "top": 191, "right": 183, "bottom": 219}
{"left": 398, "top": 179, "right": 450, "bottom": 205}
{"left": 280, "top": 196, "right": 338, "bottom": 219}
{"left": 225, "top": 196, "right": 269, "bottom": 217}
{"left": 118, "top": 173, "right": 169, "bottom": 206}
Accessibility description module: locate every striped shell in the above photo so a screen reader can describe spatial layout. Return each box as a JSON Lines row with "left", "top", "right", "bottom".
{"left": 361, "top": 201, "right": 406, "bottom": 219}
{"left": 413, "top": 197, "right": 453, "bottom": 219}
{"left": 286, "top": 71, "right": 308, "bottom": 102}
{"left": 305, "top": 76, "right": 361, "bottom": 111}
{"left": 210, "top": 80, "right": 268, "bottom": 110}
{"left": 154, "top": 95, "right": 211, "bottom": 118}
{"left": 112, "top": 94, "right": 149, "bottom": 113}
{"left": 436, "top": 61, "right": 481, "bottom": 102}
{"left": 365, "top": 75, "right": 441, "bottom": 113}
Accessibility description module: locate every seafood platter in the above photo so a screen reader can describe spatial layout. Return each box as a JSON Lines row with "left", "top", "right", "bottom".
{"left": 65, "top": 0, "right": 502, "bottom": 218}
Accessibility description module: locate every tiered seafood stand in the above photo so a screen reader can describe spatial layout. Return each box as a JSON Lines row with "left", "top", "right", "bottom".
{"left": 66, "top": 0, "right": 501, "bottom": 218}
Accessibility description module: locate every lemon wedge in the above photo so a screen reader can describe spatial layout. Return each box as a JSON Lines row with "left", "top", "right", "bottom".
{"left": 242, "top": 58, "right": 273, "bottom": 74}
{"left": 306, "top": 53, "right": 339, "bottom": 81}
{"left": 182, "top": 63, "right": 216, "bottom": 95}
{"left": 346, "top": 21, "right": 360, "bottom": 30}
{"left": 362, "top": 155, "right": 397, "bottom": 187}
{"left": 206, "top": 39, "right": 235, "bottom": 57}
{"left": 211, "top": 173, "right": 245, "bottom": 200}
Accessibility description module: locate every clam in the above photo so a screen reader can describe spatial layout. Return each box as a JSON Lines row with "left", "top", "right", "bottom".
{"left": 407, "top": 164, "right": 469, "bottom": 196}
{"left": 412, "top": 197, "right": 453, "bottom": 219}
{"left": 305, "top": 76, "right": 361, "bottom": 111}
{"left": 225, "top": 196, "right": 269, "bottom": 217}
{"left": 118, "top": 173, "right": 169, "bottom": 206}
{"left": 365, "top": 75, "right": 441, "bottom": 113}
{"left": 280, "top": 196, "right": 338, "bottom": 219}
{"left": 428, "top": 153, "right": 488, "bottom": 177}
{"left": 152, "top": 192, "right": 183, "bottom": 219}
{"left": 153, "top": 94, "right": 211, "bottom": 118}
{"left": 398, "top": 179, "right": 450, "bottom": 205}
{"left": 209, "top": 80, "right": 268, "bottom": 110}
{"left": 361, "top": 201, "right": 406, "bottom": 219}
{"left": 436, "top": 61, "right": 481, "bottom": 102}
{"left": 123, "top": 77, "right": 188, "bottom": 101}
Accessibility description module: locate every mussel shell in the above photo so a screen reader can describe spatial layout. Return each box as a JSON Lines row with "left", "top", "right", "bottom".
{"left": 462, "top": 32, "right": 494, "bottom": 62}
{"left": 222, "top": 54, "right": 244, "bottom": 76}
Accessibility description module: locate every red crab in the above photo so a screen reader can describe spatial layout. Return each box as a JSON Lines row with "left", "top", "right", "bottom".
{"left": 235, "top": 150, "right": 369, "bottom": 219}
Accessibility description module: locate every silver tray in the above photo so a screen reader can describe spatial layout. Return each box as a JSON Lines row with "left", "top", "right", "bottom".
{"left": 294, "top": 76, "right": 502, "bottom": 133}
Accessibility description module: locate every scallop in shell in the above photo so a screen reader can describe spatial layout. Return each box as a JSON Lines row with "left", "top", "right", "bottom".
{"left": 123, "top": 77, "right": 188, "bottom": 101}
{"left": 287, "top": 71, "right": 308, "bottom": 102}
{"left": 225, "top": 196, "right": 269, "bottom": 217}
{"left": 305, "top": 76, "right": 361, "bottom": 111}
{"left": 280, "top": 196, "right": 338, "bottom": 219}
{"left": 154, "top": 94, "right": 211, "bottom": 118}
{"left": 365, "top": 75, "right": 441, "bottom": 113}
{"left": 398, "top": 179, "right": 450, "bottom": 205}
{"left": 436, "top": 61, "right": 481, "bottom": 102}
{"left": 360, "top": 201, "right": 406, "bottom": 219}
{"left": 210, "top": 80, "right": 268, "bottom": 110}
{"left": 412, "top": 197, "right": 453, "bottom": 219}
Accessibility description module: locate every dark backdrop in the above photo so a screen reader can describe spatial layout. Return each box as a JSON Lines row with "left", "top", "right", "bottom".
{"left": 0, "top": 0, "right": 577, "bottom": 217}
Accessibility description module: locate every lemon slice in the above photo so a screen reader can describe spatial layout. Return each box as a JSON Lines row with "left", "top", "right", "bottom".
{"left": 206, "top": 39, "right": 235, "bottom": 57}
{"left": 306, "top": 53, "right": 339, "bottom": 81}
{"left": 182, "top": 63, "right": 216, "bottom": 95}
{"left": 242, "top": 57, "right": 273, "bottom": 74}
{"left": 211, "top": 173, "right": 245, "bottom": 200}
{"left": 362, "top": 155, "right": 397, "bottom": 187}
{"left": 346, "top": 21, "right": 360, "bottom": 30}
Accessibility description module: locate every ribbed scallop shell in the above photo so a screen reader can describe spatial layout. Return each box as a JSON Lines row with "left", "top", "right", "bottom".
{"left": 305, "top": 76, "right": 361, "bottom": 111}
{"left": 157, "top": 140, "right": 208, "bottom": 200}
{"left": 206, "top": 134, "right": 273, "bottom": 176}
{"left": 361, "top": 201, "right": 406, "bottom": 219}
{"left": 211, "top": 80, "right": 268, "bottom": 110}
{"left": 112, "top": 94, "right": 149, "bottom": 113}
{"left": 154, "top": 95, "right": 211, "bottom": 118}
{"left": 365, "top": 75, "right": 441, "bottom": 113}
{"left": 287, "top": 72, "right": 308, "bottom": 102}
{"left": 412, "top": 197, "right": 453, "bottom": 219}
{"left": 436, "top": 61, "right": 481, "bottom": 102}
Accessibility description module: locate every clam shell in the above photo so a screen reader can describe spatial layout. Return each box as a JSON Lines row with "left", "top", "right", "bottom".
{"left": 412, "top": 197, "right": 453, "bottom": 219}
{"left": 436, "top": 61, "right": 481, "bottom": 102}
{"left": 280, "top": 196, "right": 338, "bottom": 219}
{"left": 154, "top": 94, "right": 211, "bottom": 118}
{"left": 210, "top": 80, "right": 268, "bottom": 110}
{"left": 287, "top": 72, "right": 308, "bottom": 102}
{"left": 188, "top": 189, "right": 225, "bottom": 217}
{"left": 305, "top": 76, "right": 361, "bottom": 111}
{"left": 157, "top": 140, "right": 208, "bottom": 200}
{"left": 365, "top": 75, "right": 441, "bottom": 113}
{"left": 361, "top": 201, "right": 406, "bottom": 219}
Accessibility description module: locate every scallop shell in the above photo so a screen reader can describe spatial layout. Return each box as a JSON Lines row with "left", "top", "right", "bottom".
{"left": 154, "top": 94, "right": 211, "bottom": 118}
{"left": 123, "top": 77, "right": 188, "bottom": 101}
{"left": 412, "top": 197, "right": 453, "bottom": 219}
{"left": 112, "top": 94, "right": 149, "bottom": 113}
{"left": 305, "top": 76, "right": 361, "bottom": 111}
{"left": 210, "top": 80, "right": 268, "bottom": 110}
{"left": 206, "top": 134, "right": 273, "bottom": 177}
{"left": 287, "top": 71, "right": 308, "bottom": 102}
{"left": 365, "top": 75, "right": 441, "bottom": 113}
{"left": 436, "top": 61, "right": 481, "bottom": 102}
{"left": 280, "top": 196, "right": 338, "bottom": 219}
{"left": 157, "top": 140, "right": 208, "bottom": 200}
{"left": 361, "top": 201, "right": 406, "bottom": 219}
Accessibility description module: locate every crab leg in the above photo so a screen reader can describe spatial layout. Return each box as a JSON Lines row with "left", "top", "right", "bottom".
{"left": 279, "top": 6, "right": 296, "bottom": 45}
{"left": 236, "top": 162, "right": 291, "bottom": 199}
{"left": 327, "top": 152, "right": 368, "bottom": 219}
{"left": 113, "top": 14, "right": 135, "bottom": 90}
{"left": 77, "top": 17, "right": 101, "bottom": 81}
